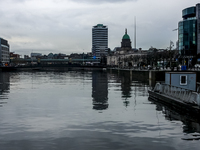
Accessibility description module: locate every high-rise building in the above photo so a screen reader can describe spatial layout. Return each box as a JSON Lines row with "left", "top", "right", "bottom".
{"left": 0, "top": 38, "right": 10, "bottom": 65}
{"left": 178, "top": 3, "right": 200, "bottom": 60}
{"left": 92, "top": 24, "right": 108, "bottom": 59}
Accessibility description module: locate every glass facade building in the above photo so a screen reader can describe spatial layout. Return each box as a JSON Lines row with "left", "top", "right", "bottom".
{"left": 0, "top": 38, "right": 10, "bottom": 64}
{"left": 92, "top": 24, "right": 108, "bottom": 59}
{"left": 178, "top": 6, "right": 197, "bottom": 56}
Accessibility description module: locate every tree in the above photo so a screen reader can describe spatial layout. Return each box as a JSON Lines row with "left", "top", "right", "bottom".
{"left": 147, "top": 47, "right": 158, "bottom": 66}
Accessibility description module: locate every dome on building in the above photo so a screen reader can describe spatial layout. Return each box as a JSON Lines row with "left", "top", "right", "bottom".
{"left": 121, "top": 28, "right": 132, "bottom": 49}
{"left": 122, "top": 29, "right": 130, "bottom": 40}
{"left": 122, "top": 34, "right": 130, "bottom": 39}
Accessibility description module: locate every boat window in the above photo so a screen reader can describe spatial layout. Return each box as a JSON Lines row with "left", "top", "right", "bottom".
{"left": 180, "top": 75, "right": 187, "bottom": 85}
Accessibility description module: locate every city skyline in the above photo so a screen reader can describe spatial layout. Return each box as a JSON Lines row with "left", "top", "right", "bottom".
{"left": 0, "top": 0, "right": 200, "bottom": 56}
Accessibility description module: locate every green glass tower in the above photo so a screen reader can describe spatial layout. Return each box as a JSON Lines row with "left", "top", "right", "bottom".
{"left": 178, "top": 4, "right": 200, "bottom": 58}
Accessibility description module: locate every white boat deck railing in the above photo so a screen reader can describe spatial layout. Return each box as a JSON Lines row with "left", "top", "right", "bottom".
{"left": 197, "top": 82, "right": 200, "bottom": 93}
{"left": 153, "top": 83, "right": 200, "bottom": 107}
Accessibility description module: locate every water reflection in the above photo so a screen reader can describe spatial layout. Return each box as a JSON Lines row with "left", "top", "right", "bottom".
{"left": 113, "top": 71, "right": 149, "bottom": 107}
{"left": 0, "top": 72, "right": 10, "bottom": 106}
{"left": 0, "top": 71, "right": 200, "bottom": 149}
{"left": 149, "top": 98, "right": 200, "bottom": 140}
{"left": 92, "top": 71, "right": 108, "bottom": 110}
{"left": 121, "top": 73, "right": 132, "bottom": 107}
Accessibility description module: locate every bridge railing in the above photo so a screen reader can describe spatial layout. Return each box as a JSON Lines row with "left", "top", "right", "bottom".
{"left": 153, "top": 83, "right": 200, "bottom": 107}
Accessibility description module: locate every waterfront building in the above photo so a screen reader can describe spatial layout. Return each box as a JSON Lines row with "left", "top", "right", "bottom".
{"left": 31, "top": 53, "right": 42, "bottom": 58}
{"left": 178, "top": 3, "right": 200, "bottom": 62}
{"left": 121, "top": 28, "right": 132, "bottom": 52}
{"left": 92, "top": 24, "right": 108, "bottom": 59}
{"left": 24, "top": 55, "right": 30, "bottom": 59}
{"left": 0, "top": 38, "right": 10, "bottom": 65}
{"left": 107, "top": 49, "right": 147, "bottom": 68}
{"left": 10, "top": 52, "right": 20, "bottom": 59}
{"left": 107, "top": 29, "right": 147, "bottom": 68}
{"left": 113, "top": 29, "right": 133, "bottom": 55}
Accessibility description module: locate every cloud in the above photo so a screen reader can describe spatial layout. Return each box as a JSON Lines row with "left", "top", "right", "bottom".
{"left": 69, "top": 0, "right": 137, "bottom": 4}
{"left": 1, "top": 0, "right": 200, "bottom": 56}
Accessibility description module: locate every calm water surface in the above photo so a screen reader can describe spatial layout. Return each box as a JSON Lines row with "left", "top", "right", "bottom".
{"left": 0, "top": 70, "right": 200, "bottom": 150}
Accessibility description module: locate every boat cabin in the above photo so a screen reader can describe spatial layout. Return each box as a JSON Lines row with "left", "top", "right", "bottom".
{"left": 165, "top": 72, "right": 196, "bottom": 91}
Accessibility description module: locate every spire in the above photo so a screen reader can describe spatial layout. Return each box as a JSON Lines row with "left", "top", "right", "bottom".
{"left": 125, "top": 28, "right": 127, "bottom": 34}
{"left": 134, "top": 17, "right": 136, "bottom": 49}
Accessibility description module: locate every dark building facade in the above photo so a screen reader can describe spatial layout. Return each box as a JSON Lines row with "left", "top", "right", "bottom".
{"left": 0, "top": 38, "right": 10, "bottom": 64}
{"left": 178, "top": 3, "right": 200, "bottom": 60}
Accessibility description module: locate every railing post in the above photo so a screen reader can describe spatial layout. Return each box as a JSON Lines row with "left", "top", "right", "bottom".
{"left": 197, "top": 94, "right": 200, "bottom": 107}
{"left": 159, "top": 84, "right": 162, "bottom": 93}
{"left": 183, "top": 90, "right": 187, "bottom": 102}
{"left": 175, "top": 87, "right": 178, "bottom": 98}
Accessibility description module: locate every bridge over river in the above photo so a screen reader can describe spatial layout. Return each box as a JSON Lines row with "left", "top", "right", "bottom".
{"left": 10, "top": 58, "right": 100, "bottom": 64}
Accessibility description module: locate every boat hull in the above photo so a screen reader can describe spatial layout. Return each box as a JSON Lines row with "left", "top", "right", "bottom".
{"left": 148, "top": 90, "right": 200, "bottom": 116}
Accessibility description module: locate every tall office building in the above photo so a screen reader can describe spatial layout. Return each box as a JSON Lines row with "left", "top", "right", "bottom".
{"left": 92, "top": 24, "right": 108, "bottom": 59}
{"left": 178, "top": 3, "right": 200, "bottom": 59}
{"left": 0, "top": 38, "right": 10, "bottom": 65}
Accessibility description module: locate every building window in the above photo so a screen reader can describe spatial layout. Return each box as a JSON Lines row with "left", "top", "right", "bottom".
{"left": 180, "top": 75, "right": 187, "bottom": 85}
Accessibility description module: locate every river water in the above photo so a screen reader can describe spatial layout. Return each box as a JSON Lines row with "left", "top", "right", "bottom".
{"left": 0, "top": 70, "right": 200, "bottom": 150}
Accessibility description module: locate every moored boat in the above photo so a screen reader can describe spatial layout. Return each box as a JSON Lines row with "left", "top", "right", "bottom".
{"left": 148, "top": 72, "right": 200, "bottom": 116}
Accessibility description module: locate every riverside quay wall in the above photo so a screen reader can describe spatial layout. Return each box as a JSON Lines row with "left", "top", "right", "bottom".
{"left": 107, "top": 68, "right": 200, "bottom": 87}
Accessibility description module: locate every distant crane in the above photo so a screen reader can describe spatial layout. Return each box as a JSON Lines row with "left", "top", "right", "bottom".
{"left": 173, "top": 28, "right": 178, "bottom": 31}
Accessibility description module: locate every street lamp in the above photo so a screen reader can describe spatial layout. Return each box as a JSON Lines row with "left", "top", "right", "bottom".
{"left": 169, "top": 41, "right": 174, "bottom": 68}
{"left": 83, "top": 49, "right": 84, "bottom": 65}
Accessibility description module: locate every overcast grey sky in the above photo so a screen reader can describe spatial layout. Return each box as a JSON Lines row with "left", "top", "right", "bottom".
{"left": 0, "top": 0, "right": 199, "bottom": 56}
